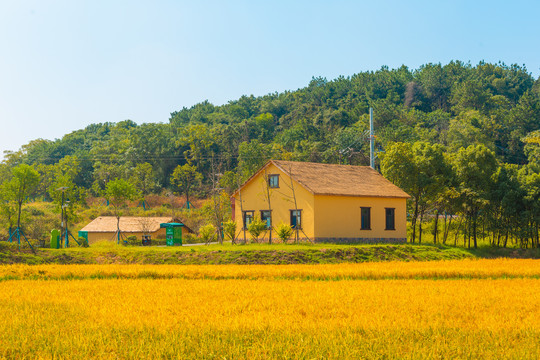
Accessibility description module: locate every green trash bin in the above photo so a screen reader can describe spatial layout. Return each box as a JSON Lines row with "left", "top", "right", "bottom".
{"left": 161, "top": 223, "right": 184, "bottom": 246}
{"left": 50, "top": 229, "right": 61, "bottom": 249}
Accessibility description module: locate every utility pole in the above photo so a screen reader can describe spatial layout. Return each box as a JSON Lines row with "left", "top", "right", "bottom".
{"left": 369, "top": 107, "right": 375, "bottom": 169}
{"left": 64, "top": 198, "right": 70, "bottom": 248}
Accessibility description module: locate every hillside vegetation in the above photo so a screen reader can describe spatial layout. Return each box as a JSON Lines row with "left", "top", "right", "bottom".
{"left": 2, "top": 240, "right": 539, "bottom": 265}
{"left": 0, "top": 61, "right": 539, "bottom": 248}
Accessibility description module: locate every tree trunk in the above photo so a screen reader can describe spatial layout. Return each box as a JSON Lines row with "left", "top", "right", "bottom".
{"left": 536, "top": 222, "right": 540, "bottom": 248}
{"left": 418, "top": 208, "right": 424, "bottom": 244}
{"left": 116, "top": 215, "right": 121, "bottom": 244}
{"left": 433, "top": 210, "right": 439, "bottom": 244}
{"left": 411, "top": 198, "right": 419, "bottom": 244}
{"left": 288, "top": 165, "right": 300, "bottom": 244}
{"left": 443, "top": 214, "right": 452, "bottom": 245}
{"left": 473, "top": 210, "right": 478, "bottom": 249}
{"left": 465, "top": 215, "right": 469, "bottom": 248}
{"left": 17, "top": 200, "right": 22, "bottom": 230}
{"left": 236, "top": 176, "right": 247, "bottom": 245}
{"left": 454, "top": 217, "right": 463, "bottom": 246}
{"left": 263, "top": 169, "right": 273, "bottom": 245}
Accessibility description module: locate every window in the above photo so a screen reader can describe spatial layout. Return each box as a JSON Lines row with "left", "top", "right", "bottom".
{"left": 360, "top": 207, "right": 371, "bottom": 230}
{"left": 385, "top": 208, "right": 395, "bottom": 230}
{"left": 243, "top": 211, "right": 254, "bottom": 229}
{"left": 260, "top": 210, "right": 272, "bottom": 229}
{"left": 268, "top": 174, "right": 279, "bottom": 188}
{"left": 290, "top": 210, "right": 302, "bottom": 229}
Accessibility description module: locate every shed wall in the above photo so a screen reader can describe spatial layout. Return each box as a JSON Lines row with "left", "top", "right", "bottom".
{"left": 86, "top": 228, "right": 168, "bottom": 244}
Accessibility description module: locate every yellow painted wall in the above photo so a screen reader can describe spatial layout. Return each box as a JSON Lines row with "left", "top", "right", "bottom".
{"left": 313, "top": 195, "right": 407, "bottom": 239}
{"left": 233, "top": 163, "right": 315, "bottom": 240}
{"left": 86, "top": 228, "right": 169, "bottom": 244}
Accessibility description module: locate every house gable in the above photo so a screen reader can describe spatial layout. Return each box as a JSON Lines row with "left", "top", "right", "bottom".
{"left": 232, "top": 162, "right": 315, "bottom": 238}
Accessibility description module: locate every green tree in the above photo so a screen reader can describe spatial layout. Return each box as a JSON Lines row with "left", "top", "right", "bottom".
{"left": 247, "top": 215, "right": 266, "bottom": 243}
{"left": 0, "top": 165, "right": 15, "bottom": 238}
{"left": 170, "top": 164, "right": 202, "bottom": 209}
{"left": 130, "top": 162, "right": 158, "bottom": 209}
{"left": 49, "top": 174, "right": 87, "bottom": 242}
{"left": 176, "top": 123, "right": 218, "bottom": 177}
{"left": 238, "top": 140, "right": 278, "bottom": 180}
{"left": 199, "top": 223, "right": 216, "bottom": 244}
{"left": 254, "top": 113, "right": 275, "bottom": 141}
{"left": 223, "top": 220, "right": 237, "bottom": 243}
{"left": 445, "top": 111, "right": 494, "bottom": 152}
{"left": 275, "top": 222, "right": 293, "bottom": 243}
{"left": 488, "top": 164, "right": 526, "bottom": 247}
{"left": 452, "top": 145, "right": 498, "bottom": 248}
{"left": 48, "top": 155, "right": 87, "bottom": 229}
{"left": 523, "top": 130, "right": 540, "bottom": 170}
{"left": 5, "top": 164, "right": 40, "bottom": 238}
{"left": 0, "top": 184, "right": 16, "bottom": 238}
{"left": 105, "top": 178, "right": 140, "bottom": 244}
{"left": 381, "top": 142, "right": 449, "bottom": 243}
{"left": 91, "top": 162, "right": 130, "bottom": 196}
{"left": 416, "top": 63, "right": 451, "bottom": 111}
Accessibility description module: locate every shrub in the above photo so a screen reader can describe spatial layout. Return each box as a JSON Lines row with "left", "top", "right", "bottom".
{"left": 223, "top": 220, "right": 237, "bottom": 242}
{"left": 247, "top": 216, "right": 267, "bottom": 243}
{"left": 275, "top": 223, "right": 293, "bottom": 243}
{"left": 124, "top": 235, "right": 139, "bottom": 246}
{"left": 90, "top": 240, "right": 118, "bottom": 249}
{"left": 199, "top": 224, "right": 216, "bottom": 244}
{"left": 78, "top": 237, "right": 89, "bottom": 248}
{"left": 182, "top": 233, "right": 200, "bottom": 244}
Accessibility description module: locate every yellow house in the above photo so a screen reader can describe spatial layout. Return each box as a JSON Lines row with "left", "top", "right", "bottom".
{"left": 232, "top": 160, "right": 410, "bottom": 243}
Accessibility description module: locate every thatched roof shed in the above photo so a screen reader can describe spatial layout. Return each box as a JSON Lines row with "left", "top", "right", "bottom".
{"left": 79, "top": 216, "right": 193, "bottom": 244}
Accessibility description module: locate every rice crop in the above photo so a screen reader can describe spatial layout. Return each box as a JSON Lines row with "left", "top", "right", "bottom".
{"left": 0, "top": 258, "right": 538, "bottom": 281}
{"left": 0, "top": 260, "right": 538, "bottom": 359}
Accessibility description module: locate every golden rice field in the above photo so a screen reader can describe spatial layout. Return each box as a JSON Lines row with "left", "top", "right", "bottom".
{"left": 0, "top": 260, "right": 539, "bottom": 359}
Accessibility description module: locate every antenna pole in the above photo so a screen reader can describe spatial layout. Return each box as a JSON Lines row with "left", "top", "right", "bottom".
{"left": 369, "top": 107, "right": 375, "bottom": 169}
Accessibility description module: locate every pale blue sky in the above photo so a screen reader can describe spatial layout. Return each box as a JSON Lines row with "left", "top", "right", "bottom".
{"left": 1, "top": 0, "right": 539, "bottom": 156}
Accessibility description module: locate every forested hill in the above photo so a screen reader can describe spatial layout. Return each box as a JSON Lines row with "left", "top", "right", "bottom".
{"left": 2, "top": 61, "right": 540, "bottom": 194}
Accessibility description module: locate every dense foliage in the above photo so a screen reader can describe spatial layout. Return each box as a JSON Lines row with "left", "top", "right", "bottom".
{"left": 1, "top": 61, "right": 539, "bottom": 247}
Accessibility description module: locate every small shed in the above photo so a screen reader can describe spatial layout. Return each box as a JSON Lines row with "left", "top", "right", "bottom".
{"left": 79, "top": 216, "right": 191, "bottom": 244}
{"left": 160, "top": 223, "right": 185, "bottom": 246}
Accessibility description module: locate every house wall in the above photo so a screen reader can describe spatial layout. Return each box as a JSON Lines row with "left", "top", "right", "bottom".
{"left": 233, "top": 163, "right": 315, "bottom": 240}
{"left": 86, "top": 228, "right": 168, "bottom": 244}
{"left": 313, "top": 195, "right": 407, "bottom": 242}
